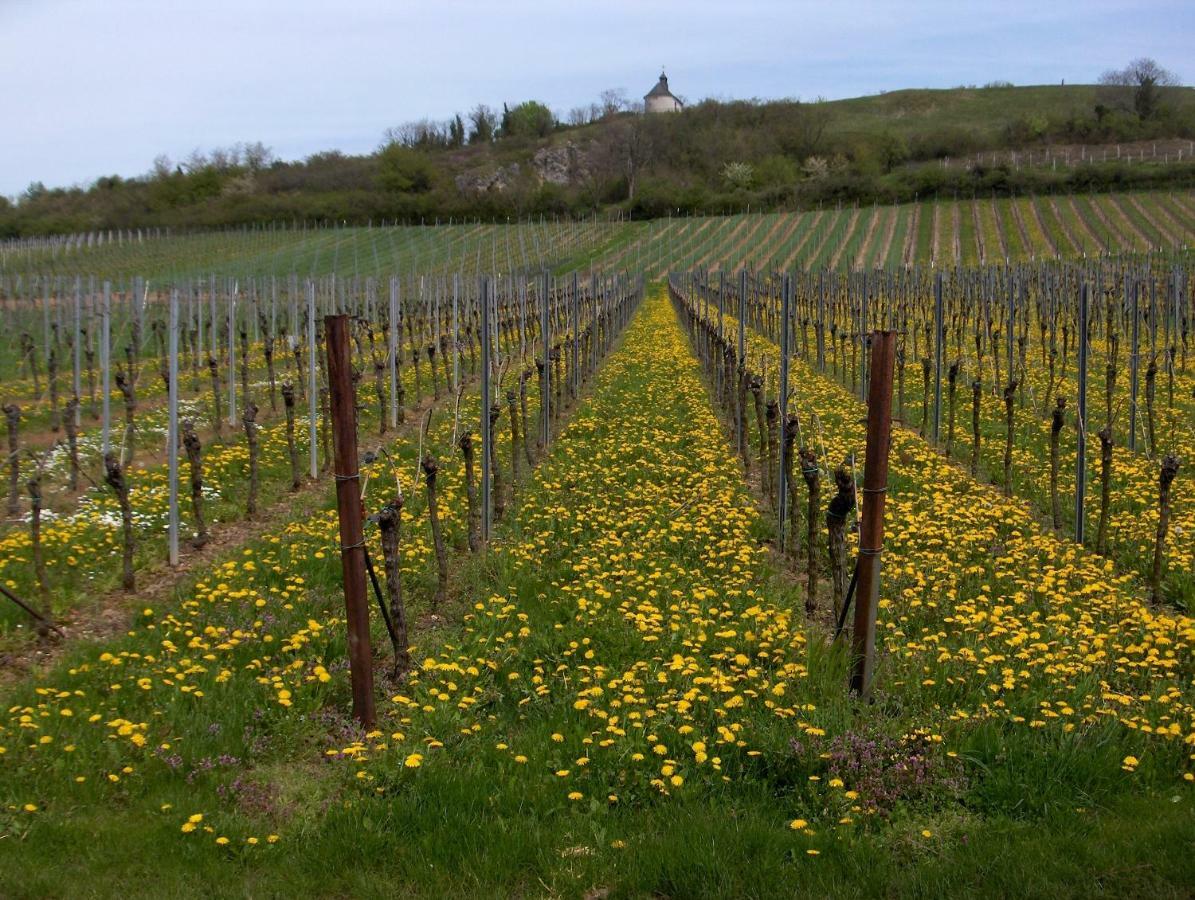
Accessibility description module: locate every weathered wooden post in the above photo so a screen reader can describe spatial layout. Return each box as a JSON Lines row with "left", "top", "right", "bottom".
{"left": 324, "top": 314, "right": 375, "bottom": 726}
{"left": 307, "top": 279, "right": 319, "bottom": 478}
{"left": 850, "top": 330, "right": 896, "bottom": 698}
{"left": 167, "top": 289, "right": 180, "bottom": 566}
{"left": 778, "top": 274, "right": 792, "bottom": 548}
{"left": 932, "top": 272, "right": 944, "bottom": 445}
{"left": 1076, "top": 283, "right": 1089, "bottom": 544}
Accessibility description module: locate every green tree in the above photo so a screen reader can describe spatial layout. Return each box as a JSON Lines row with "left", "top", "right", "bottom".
{"left": 376, "top": 144, "right": 435, "bottom": 194}
{"left": 502, "top": 101, "right": 555, "bottom": 139}
{"left": 1099, "top": 58, "right": 1180, "bottom": 121}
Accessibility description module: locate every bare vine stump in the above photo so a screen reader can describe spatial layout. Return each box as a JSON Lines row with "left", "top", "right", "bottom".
{"left": 1150, "top": 455, "right": 1180, "bottom": 605}
{"left": 429, "top": 345, "right": 440, "bottom": 401}
{"left": 507, "top": 389, "right": 522, "bottom": 491}
{"left": 553, "top": 349, "right": 564, "bottom": 417}
{"left": 48, "top": 346, "right": 60, "bottom": 433}
{"left": 422, "top": 455, "right": 449, "bottom": 608}
{"left": 920, "top": 357, "right": 931, "bottom": 437}
{"left": 282, "top": 383, "right": 301, "bottom": 490}
{"left": 28, "top": 471, "right": 48, "bottom": 597}
{"left": 21, "top": 334, "right": 41, "bottom": 397}
{"left": 800, "top": 446, "right": 820, "bottom": 614}
{"left": 489, "top": 403, "right": 505, "bottom": 521}
{"left": 826, "top": 465, "right": 856, "bottom": 619}
{"left": 116, "top": 364, "right": 137, "bottom": 467}
{"left": 5, "top": 404, "right": 21, "bottom": 517}
{"left": 264, "top": 334, "right": 278, "bottom": 412}
{"left": 519, "top": 371, "right": 535, "bottom": 469}
{"left": 1002, "top": 381, "right": 1017, "bottom": 498}
{"left": 1050, "top": 397, "right": 1066, "bottom": 529}
{"left": 207, "top": 355, "right": 224, "bottom": 440}
{"left": 292, "top": 342, "right": 305, "bottom": 400}
{"left": 85, "top": 337, "right": 97, "bottom": 418}
{"left": 243, "top": 402, "right": 259, "bottom": 517}
{"left": 766, "top": 401, "right": 779, "bottom": 512}
{"left": 374, "top": 359, "right": 387, "bottom": 435}
{"left": 1145, "top": 358, "right": 1157, "bottom": 458}
{"left": 411, "top": 344, "right": 422, "bottom": 399}
{"left": 783, "top": 414, "right": 800, "bottom": 557}
{"left": 750, "top": 375, "right": 767, "bottom": 494}
{"left": 377, "top": 496, "right": 411, "bottom": 677}
{"left": 737, "top": 362, "right": 750, "bottom": 470}
{"left": 458, "top": 431, "right": 481, "bottom": 554}
{"left": 970, "top": 379, "right": 981, "bottom": 476}
{"left": 182, "top": 419, "right": 208, "bottom": 548}
{"left": 104, "top": 452, "right": 135, "bottom": 591}
{"left": 535, "top": 358, "right": 547, "bottom": 453}
{"left": 439, "top": 335, "right": 452, "bottom": 394}
{"left": 1096, "top": 425, "right": 1113, "bottom": 556}
{"left": 946, "top": 360, "right": 960, "bottom": 456}
{"left": 63, "top": 397, "right": 81, "bottom": 491}
{"left": 238, "top": 328, "right": 251, "bottom": 405}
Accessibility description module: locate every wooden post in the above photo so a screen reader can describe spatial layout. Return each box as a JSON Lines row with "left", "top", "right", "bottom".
{"left": 324, "top": 314, "right": 375, "bottom": 726}
{"left": 480, "top": 276, "right": 493, "bottom": 543}
{"left": 932, "top": 273, "right": 944, "bottom": 445}
{"left": 167, "top": 289, "right": 180, "bottom": 566}
{"left": 778, "top": 274, "right": 792, "bottom": 548}
{"left": 850, "top": 330, "right": 896, "bottom": 697}
{"left": 1075, "top": 283, "right": 1089, "bottom": 545}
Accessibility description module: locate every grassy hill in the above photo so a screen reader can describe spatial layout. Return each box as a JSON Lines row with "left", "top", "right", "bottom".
{"left": 4, "top": 85, "right": 1195, "bottom": 236}
{"left": 827, "top": 84, "right": 1189, "bottom": 138}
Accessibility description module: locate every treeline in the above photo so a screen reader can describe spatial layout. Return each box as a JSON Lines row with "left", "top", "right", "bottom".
{"left": 3, "top": 70, "right": 1194, "bottom": 237}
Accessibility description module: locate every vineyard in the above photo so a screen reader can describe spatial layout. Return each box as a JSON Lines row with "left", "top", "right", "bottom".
{"left": 6, "top": 188, "right": 1195, "bottom": 283}
{"left": 0, "top": 190, "right": 1192, "bottom": 897}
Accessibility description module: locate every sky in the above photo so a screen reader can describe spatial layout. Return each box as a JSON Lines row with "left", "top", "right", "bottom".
{"left": 1, "top": 0, "right": 1192, "bottom": 197}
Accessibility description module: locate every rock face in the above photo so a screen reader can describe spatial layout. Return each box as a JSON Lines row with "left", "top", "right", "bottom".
{"left": 454, "top": 163, "right": 521, "bottom": 194}
{"left": 455, "top": 143, "right": 591, "bottom": 194}
{"left": 532, "top": 143, "right": 589, "bottom": 186}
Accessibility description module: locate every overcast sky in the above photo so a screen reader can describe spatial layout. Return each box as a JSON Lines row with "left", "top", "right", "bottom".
{"left": 2, "top": 0, "right": 1191, "bottom": 196}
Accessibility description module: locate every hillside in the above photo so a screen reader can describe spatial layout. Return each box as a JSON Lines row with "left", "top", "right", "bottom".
{"left": 4, "top": 84, "right": 1195, "bottom": 236}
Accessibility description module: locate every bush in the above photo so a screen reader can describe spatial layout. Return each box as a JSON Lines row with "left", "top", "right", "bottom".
{"left": 376, "top": 144, "right": 435, "bottom": 194}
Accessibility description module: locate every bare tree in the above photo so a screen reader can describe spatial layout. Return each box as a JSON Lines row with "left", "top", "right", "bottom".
{"left": 599, "top": 88, "right": 629, "bottom": 119}
{"left": 468, "top": 105, "right": 498, "bottom": 144}
{"left": 592, "top": 116, "right": 655, "bottom": 202}
{"left": 1099, "top": 58, "right": 1180, "bottom": 120}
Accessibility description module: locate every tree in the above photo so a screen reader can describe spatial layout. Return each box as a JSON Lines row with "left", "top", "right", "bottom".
{"left": 599, "top": 88, "right": 628, "bottom": 119}
{"left": 593, "top": 116, "right": 655, "bottom": 202}
{"left": 468, "top": 104, "right": 497, "bottom": 144}
{"left": 1099, "top": 58, "right": 1180, "bottom": 120}
{"left": 383, "top": 120, "right": 451, "bottom": 150}
{"left": 721, "top": 161, "right": 754, "bottom": 190}
{"left": 773, "top": 99, "right": 834, "bottom": 159}
{"left": 501, "top": 101, "right": 555, "bottom": 139}
{"left": 449, "top": 114, "right": 466, "bottom": 148}
{"left": 243, "top": 141, "right": 275, "bottom": 171}
{"left": 376, "top": 143, "right": 435, "bottom": 194}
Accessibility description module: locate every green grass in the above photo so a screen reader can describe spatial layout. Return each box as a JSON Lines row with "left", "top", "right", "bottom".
{"left": 3, "top": 287, "right": 1192, "bottom": 897}
{"left": 823, "top": 84, "right": 1195, "bottom": 145}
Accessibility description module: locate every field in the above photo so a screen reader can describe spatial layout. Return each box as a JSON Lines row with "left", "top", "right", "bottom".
{"left": 0, "top": 191, "right": 1192, "bottom": 898}
{"left": 6, "top": 188, "right": 1195, "bottom": 285}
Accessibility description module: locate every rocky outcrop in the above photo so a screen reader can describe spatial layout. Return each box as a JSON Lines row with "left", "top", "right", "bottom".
{"left": 532, "top": 143, "right": 590, "bottom": 186}
{"left": 454, "top": 163, "right": 521, "bottom": 194}
{"left": 455, "top": 142, "right": 591, "bottom": 194}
